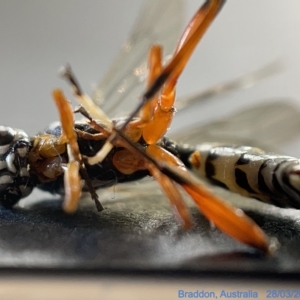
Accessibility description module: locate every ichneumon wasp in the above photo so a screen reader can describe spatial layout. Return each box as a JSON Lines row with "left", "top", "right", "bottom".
{"left": 1, "top": 0, "right": 300, "bottom": 255}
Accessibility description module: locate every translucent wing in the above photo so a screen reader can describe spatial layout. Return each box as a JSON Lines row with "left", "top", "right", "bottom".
{"left": 170, "top": 100, "right": 300, "bottom": 156}
{"left": 90, "top": 1, "right": 300, "bottom": 205}
{"left": 92, "top": 0, "right": 184, "bottom": 117}
{"left": 107, "top": 99, "right": 300, "bottom": 209}
{"left": 175, "top": 60, "right": 283, "bottom": 110}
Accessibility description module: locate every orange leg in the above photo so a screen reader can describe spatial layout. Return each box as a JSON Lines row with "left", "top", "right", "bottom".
{"left": 142, "top": 0, "right": 224, "bottom": 144}
{"left": 56, "top": 1, "right": 271, "bottom": 253}
{"left": 147, "top": 163, "right": 193, "bottom": 230}
{"left": 75, "top": 129, "right": 106, "bottom": 141}
{"left": 109, "top": 143, "right": 193, "bottom": 230}
{"left": 63, "top": 1, "right": 223, "bottom": 164}
{"left": 57, "top": 0, "right": 274, "bottom": 253}
{"left": 90, "top": 0, "right": 225, "bottom": 161}
{"left": 110, "top": 128, "right": 273, "bottom": 254}
{"left": 182, "top": 183, "right": 272, "bottom": 253}
{"left": 128, "top": 45, "right": 163, "bottom": 130}
{"left": 146, "top": 144, "right": 273, "bottom": 254}
{"left": 52, "top": 90, "right": 82, "bottom": 213}
{"left": 158, "top": 0, "right": 224, "bottom": 94}
{"left": 60, "top": 65, "right": 112, "bottom": 130}
{"left": 61, "top": 66, "right": 116, "bottom": 165}
{"left": 63, "top": 157, "right": 81, "bottom": 213}
{"left": 52, "top": 89, "right": 104, "bottom": 212}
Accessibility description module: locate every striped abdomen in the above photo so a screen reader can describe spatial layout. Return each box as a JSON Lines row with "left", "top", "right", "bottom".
{"left": 180, "top": 143, "right": 300, "bottom": 209}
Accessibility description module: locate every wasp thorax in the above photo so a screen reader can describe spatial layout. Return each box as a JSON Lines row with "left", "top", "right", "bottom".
{"left": 0, "top": 126, "right": 34, "bottom": 207}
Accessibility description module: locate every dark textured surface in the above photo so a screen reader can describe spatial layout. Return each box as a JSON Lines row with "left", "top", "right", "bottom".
{"left": 0, "top": 185, "right": 300, "bottom": 276}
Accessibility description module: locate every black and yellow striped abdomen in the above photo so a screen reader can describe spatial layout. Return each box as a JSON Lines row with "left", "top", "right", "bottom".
{"left": 180, "top": 143, "right": 300, "bottom": 209}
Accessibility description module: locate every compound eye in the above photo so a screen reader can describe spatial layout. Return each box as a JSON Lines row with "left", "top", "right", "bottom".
{"left": 0, "top": 126, "right": 15, "bottom": 146}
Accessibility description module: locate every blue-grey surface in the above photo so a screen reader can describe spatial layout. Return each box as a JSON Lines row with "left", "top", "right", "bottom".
{"left": 1, "top": 188, "right": 300, "bottom": 273}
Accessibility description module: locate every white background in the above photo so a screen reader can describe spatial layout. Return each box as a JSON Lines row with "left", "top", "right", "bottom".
{"left": 0, "top": 1, "right": 300, "bottom": 141}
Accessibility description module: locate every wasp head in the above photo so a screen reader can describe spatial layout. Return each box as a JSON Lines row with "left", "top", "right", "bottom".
{"left": 0, "top": 126, "right": 34, "bottom": 207}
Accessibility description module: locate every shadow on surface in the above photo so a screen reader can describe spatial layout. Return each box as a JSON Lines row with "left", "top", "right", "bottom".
{"left": 0, "top": 193, "right": 299, "bottom": 275}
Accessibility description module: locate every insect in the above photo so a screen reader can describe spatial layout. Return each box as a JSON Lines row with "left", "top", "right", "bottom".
{"left": 0, "top": 0, "right": 299, "bottom": 255}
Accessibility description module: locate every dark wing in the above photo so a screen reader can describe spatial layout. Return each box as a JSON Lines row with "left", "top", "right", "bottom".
{"left": 92, "top": 0, "right": 184, "bottom": 118}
